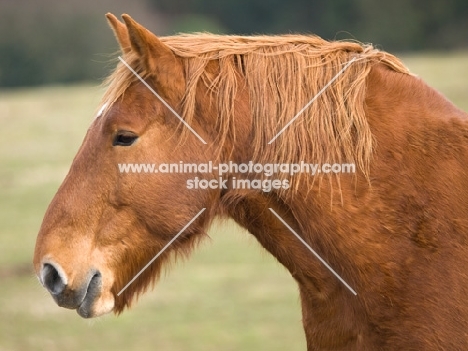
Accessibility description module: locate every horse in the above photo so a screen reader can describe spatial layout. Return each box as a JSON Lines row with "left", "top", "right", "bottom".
{"left": 33, "top": 13, "right": 468, "bottom": 350}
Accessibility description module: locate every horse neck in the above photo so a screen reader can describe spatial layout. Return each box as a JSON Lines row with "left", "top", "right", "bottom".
{"left": 221, "top": 64, "right": 468, "bottom": 280}
{"left": 219, "top": 63, "right": 468, "bottom": 350}
{"left": 220, "top": 185, "right": 368, "bottom": 348}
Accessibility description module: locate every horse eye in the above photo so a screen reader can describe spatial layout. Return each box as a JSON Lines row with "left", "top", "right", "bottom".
{"left": 113, "top": 131, "right": 138, "bottom": 146}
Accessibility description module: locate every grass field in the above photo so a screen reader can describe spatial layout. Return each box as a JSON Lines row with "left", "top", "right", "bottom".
{"left": 1, "top": 52, "right": 467, "bottom": 351}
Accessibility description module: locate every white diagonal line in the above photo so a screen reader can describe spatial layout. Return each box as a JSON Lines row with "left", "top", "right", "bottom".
{"left": 268, "top": 208, "right": 357, "bottom": 295}
{"left": 268, "top": 56, "right": 358, "bottom": 144}
{"left": 118, "top": 56, "right": 207, "bottom": 145}
{"left": 117, "top": 208, "right": 206, "bottom": 296}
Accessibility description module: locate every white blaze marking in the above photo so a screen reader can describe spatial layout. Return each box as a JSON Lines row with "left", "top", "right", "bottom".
{"left": 96, "top": 102, "right": 109, "bottom": 119}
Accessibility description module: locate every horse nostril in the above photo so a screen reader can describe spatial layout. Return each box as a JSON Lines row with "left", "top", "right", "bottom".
{"left": 42, "top": 263, "right": 66, "bottom": 295}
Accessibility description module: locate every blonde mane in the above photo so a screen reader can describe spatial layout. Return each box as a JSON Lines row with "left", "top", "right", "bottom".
{"left": 103, "top": 33, "right": 410, "bottom": 184}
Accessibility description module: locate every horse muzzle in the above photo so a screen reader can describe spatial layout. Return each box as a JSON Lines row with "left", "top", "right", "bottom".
{"left": 39, "top": 261, "right": 104, "bottom": 318}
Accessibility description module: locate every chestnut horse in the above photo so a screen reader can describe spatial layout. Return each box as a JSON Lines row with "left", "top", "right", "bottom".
{"left": 34, "top": 13, "right": 468, "bottom": 350}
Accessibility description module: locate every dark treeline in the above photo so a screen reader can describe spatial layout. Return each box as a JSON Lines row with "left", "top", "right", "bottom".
{"left": 153, "top": 0, "right": 468, "bottom": 50}
{"left": 1, "top": 0, "right": 467, "bottom": 88}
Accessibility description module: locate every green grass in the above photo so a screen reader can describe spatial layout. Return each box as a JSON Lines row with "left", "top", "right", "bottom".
{"left": 1, "top": 52, "right": 467, "bottom": 351}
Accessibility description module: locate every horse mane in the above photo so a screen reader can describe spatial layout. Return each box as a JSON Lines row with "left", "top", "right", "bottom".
{"left": 103, "top": 33, "right": 410, "bottom": 186}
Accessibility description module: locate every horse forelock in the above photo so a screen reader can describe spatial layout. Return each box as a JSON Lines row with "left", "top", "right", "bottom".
{"left": 102, "top": 33, "right": 410, "bottom": 189}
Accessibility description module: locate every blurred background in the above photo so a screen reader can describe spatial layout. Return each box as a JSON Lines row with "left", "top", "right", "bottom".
{"left": 1, "top": 0, "right": 467, "bottom": 87}
{"left": 0, "top": 1, "right": 467, "bottom": 350}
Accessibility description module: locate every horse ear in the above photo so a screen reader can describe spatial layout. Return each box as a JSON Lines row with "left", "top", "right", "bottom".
{"left": 106, "top": 13, "right": 131, "bottom": 54}
{"left": 121, "top": 14, "right": 185, "bottom": 101}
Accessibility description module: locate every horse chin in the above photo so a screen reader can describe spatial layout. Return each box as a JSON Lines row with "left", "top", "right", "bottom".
{"left": 76, "top": 290, "right": 115, "bottom": 318}
{"left": 70, "top": 270, "right": 113, "bottom": 318}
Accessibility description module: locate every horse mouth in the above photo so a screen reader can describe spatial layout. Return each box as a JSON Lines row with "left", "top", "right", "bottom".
{"left": 38, "top": 260, "right": 115, "bottom": 318}
{"left": 76, "top": 272, "right": 102, "bottom": 318}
